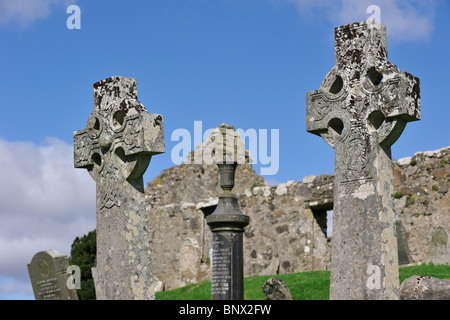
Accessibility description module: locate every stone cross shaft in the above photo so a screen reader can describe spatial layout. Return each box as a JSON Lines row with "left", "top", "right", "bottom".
{"left": 306, "top": 21, "right": 420, "bottom": 300}
{"left": 73, "top": 76, "right": 164, "bottom": 300}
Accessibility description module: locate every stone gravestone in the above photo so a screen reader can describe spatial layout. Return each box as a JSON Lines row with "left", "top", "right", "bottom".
{"left": 206, "top": 124, "right": 249, "bottom": 300}
{"left": 396, "top": 219, "right": 412, "bottom": 265}
{"left": 28, "top": 250, "right": 78, "bottom": 300}
{"left": 306, "top": 21, "right": 420, "bottom": 299}
{"left": 430, "top": 226, "right": 449, "bottom": 265}
{"left": 262, "top": 278, "right": 292, "bottom": 300}
{"left": 73, "top": 76, "right": 165, "bottom": 300}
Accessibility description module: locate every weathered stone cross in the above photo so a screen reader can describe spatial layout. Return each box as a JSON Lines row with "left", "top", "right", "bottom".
{"left": 306, "top": 21, "right": 420, "bottom": 300}
{"left": 73, "top": 76, "right": 164, "bottom": 299}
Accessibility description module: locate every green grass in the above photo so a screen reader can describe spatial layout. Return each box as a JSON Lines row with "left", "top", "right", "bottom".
{"left": 156, "top": 282, "right": 212, "bottom": 300}
{"left": 156, "top": 264, "right": 450, "bottom": 300}
{"left": 398, "top": 263, "right": 450, "bottom": 283}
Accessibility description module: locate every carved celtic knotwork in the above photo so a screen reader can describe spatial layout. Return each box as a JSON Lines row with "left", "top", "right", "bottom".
{"left": 73, "top": 131, "right": 91, "bottom": 167}
{"left": 122, "top": 114, "right": 144, "bottom": 153}
{"left": 97, "top": 153, "right": 121, "bottom": 209}
{"left": 313, "top": 99, "right": 331, "bottom": 122}
{"left": 307, "top": 22, "right": 420, "bottom": 152}
{"left": 74, "top": 76, "right": 165, "bottom": 210}
{"left": 339, "top": 136, "right": 370, "bottom": 182}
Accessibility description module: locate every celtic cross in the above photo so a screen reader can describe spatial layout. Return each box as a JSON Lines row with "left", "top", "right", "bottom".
{"left": 73, "top": 76, "right": 164, "bottom": 299}
{"left": 306, "top": 21, "right": 420, "bottom": 300}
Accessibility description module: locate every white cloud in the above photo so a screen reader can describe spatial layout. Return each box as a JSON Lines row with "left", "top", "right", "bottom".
{"left": 338, "top": 0, "right": 435, "bottom": 42}
{"left": 288, "top": 0, "right": 437, "bottom": 42}
{"left": 264, "top": 177, "right": 284, "bottom": 186}
{"left": 0, "top": 137, "right": 95, "bottom": 299}
{"left": 0, "top": 0, "right": 76, "bottom": 28}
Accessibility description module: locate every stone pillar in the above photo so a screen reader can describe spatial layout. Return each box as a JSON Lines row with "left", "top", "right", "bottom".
{"left": 206, "top": 125, "right": 249, "bottom": 300}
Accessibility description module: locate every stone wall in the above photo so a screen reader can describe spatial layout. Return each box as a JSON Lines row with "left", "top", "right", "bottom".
{"left": 145, "top": 146, "right": 449, "bottom": 290}
{"left": 393, "top": 147, "right": 450, "bottom": 265}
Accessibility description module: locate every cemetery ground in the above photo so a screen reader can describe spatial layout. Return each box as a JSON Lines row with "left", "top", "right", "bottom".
{"left": 155, "top": 264, "right": 450, "bottom": 300}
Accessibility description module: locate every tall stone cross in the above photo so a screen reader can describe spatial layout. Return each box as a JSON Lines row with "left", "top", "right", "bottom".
{"left": 306, "top": 21, "right": 420, "bottom": 300}
{"left": 73, "top": 76, "right": 165, "bottom": 299}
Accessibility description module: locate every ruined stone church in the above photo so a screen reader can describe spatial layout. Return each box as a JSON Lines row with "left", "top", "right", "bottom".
{"left": 145, "top": 125, "right": 449, "bottom": 291}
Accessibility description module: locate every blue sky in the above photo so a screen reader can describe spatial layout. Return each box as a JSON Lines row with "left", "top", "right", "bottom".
{"left": 0, "top": 0, "right": 449, "bottom": 300}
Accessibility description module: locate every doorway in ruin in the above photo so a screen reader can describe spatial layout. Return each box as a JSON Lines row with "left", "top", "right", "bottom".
{"left": 309, "top": 201, "right": 413, "bottom": 267}
{"left": 310, "top": 202, "right": 333, "bottom": 239}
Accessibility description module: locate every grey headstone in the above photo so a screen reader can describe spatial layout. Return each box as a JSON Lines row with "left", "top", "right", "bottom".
{"left": 400, "top": 276, "right": 450, "bottom": 300}
{"left": 179, "top": 238, "right": 201, "bottom": 285}
{"left": 262, "top": 278, "right": 292, "bottom": 300}
{"left": 73, "top": 76, "right": 165, "bottom": 300}
{"left": 306, "top": 21, "right": 420, "bottom": 300}
{"left": 396, "top": 219, "right": 412, "bottom": 265}
{"left": 27, "top": 250, "right": 78, "bottom": 300}
{"left": 430, "top": 227, "right": 449, "bottom": 265}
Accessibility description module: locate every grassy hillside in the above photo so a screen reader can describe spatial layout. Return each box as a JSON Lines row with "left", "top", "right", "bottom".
{"left": 156, "top": 264, "right": 450, "bottom": 300}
